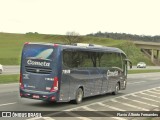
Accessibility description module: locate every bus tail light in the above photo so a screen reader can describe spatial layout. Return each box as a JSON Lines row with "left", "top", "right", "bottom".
{"left": 50, "top": 96, "right": 55, "bottom": 101}
{"left": 50, "top": 77, "right": 58, "bottom": 92}
{"left": 24, "top": 42, "right": 30, "bottom": 45}
{"left": 19, "top": 73, "right": 24, "bottom": 89}
{"left": 53, "top": 44, "right": 58, "bottom": 47}
{"left": 20, "top": 93, "right": 23, "bottom": 97}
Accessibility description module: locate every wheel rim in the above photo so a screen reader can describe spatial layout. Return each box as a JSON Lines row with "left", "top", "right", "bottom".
{"left": 77, "top": 90, "right": 82, "bottom": 102}
{"left": 116, "top": 84, "right": 119, "bottom": 93}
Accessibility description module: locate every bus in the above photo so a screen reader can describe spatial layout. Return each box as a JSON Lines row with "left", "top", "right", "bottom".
{"left": 20, "top": 42, "right": 132, "bottom": 104}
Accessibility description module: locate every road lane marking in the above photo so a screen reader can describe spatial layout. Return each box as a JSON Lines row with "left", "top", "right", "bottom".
{"left": 43, "top": 117, "right": 55, "bottom": 120}
{"left": 64, "top": 112, "right": 92, "bottom": 120}
{"left": 121, "top": 96, "right": 158, "bottom": 107}
{"left": 127, "top": 81, "right": 146, "bottom": 85}
{"left": 31, "top": 86, "right": 160, "bottom": 119}
{"left": 111, "top": 99, "right": 149, "bottom": 111}
{"left": 0, "top": 83, "right": 19, "bottom": 86}
{"left": 64, "top": 86, "right": 160, "bottom": 112}
{"left": 132, "top": 94, "right": 160, "bottom": 103}
{"left": 97, "top": 102, "right": 126, "bottom": 111}
{"left": 81, "top": 106, "right": 127, "bottom": 120}
{"left": 146, "top": 90, "right": 160, "bottom": 95}
{"left": 152, "top": 89, "right": 160, "bottom": 92}
{"left": 140, "top": 92, "right": 160, "bottom": 98}
{"left": 27, "top": 117, "right": 45, "bottom": 120}
{"left": 27, "top": 117, "right": 55, "bottom": 120}
{"left": 0, "top": 102, "right": 17, "bottom": 107}
{"left": 82, "top": 106, "right": 96, "bottom": 111}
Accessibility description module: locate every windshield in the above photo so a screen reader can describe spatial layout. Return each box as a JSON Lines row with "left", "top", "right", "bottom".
{"left": 23, "top": 44, "right": 54, "bottom": 60}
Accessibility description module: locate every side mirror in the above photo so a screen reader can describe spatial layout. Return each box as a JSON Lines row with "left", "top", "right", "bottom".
{"left": 124, "top": 59, "right": 132, "bottom": 69}
{"left": 129, "top": 63, "right": 132, "bottom": 69}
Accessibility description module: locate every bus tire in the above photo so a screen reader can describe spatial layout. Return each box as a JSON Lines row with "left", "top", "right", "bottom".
{"left": 112, "top": 83, "right": 119, "bottom": 95}
{"left": 74, "top": 88, "right": 83, "bottom": 104}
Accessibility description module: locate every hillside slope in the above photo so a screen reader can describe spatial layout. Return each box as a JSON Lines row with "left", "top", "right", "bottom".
{"left": 0, "top": 32, "right": 152, "bottom": 65}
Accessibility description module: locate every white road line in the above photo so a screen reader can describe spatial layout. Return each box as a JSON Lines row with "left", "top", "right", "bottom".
{"left": 0, "top": 102, "right": 17, "bottom": 107}
{"left": 65, "top": 86, "right": 160, "bottom": 111}
{"left": 151, "top": 87, "right": 160, "bottom": 90}
{"left": 146, "top": 90, "right": 160, "bottom": 95}
{"left": 82, "top": 106, "right": 127, "bottom": 120}
{"left": 27, "top": 117, "right": 44, "bottom": 120}
{"left": 140, "top": 92, "right": 160, "bottom": 98}
{"left": 28, "top": 87, "right": 160, "bottom": 120}
{"left": 121, "top": 96, "right": 158, "bottom": 107}
{"left": 132, "top": 94, "right": 160, "bottom": 103}
{"left": 149, "top": 78, "right": 160, "bottom": 81}
{"left": 127, "top": 81, "right": 146, "bottom": 85}
{"left": 153, "top": 89, "right": 160, "bottom": 92}
{"left": 0, "top": 83, "right": 19, "bottom": 86}
{"left": 64, "top": 112, "right": 92, "bottom": 120}
{"left": 43, "top": 117, "right": 55, "bottom": 120}
{"left": 111, "top": 99, "right": 149, "bottom": 111}
{"left": 82, "top": 106, "right": 96, "bottom": 111}
{"left": 112, "top": 117, "right": 127, "bottom": 120}
{"left": 97, "top": 102, "right": 126, "bottom": 111}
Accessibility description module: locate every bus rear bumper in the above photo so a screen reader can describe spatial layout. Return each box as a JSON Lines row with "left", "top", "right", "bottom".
{"left": 20, "top": 89, "right": 58, "bottom": 102}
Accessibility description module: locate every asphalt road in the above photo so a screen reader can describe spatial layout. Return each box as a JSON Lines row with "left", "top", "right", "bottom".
{"left": 1, "top": 66, "right": 20, "bottom": 75}
{"left": 130, "top": 66, "right": 160, "bottom": 70}
{"left": 0, "top": 73, "right": 160, "bottom": 120}
{"left": 1, "top": 65, "right": 160, "bottom": 75}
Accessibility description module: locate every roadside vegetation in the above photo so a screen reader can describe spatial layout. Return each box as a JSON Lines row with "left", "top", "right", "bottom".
{"left": 0, "top": 32, "right": 152, "bottom": 65}
{"left": 1, "top": 69, "right": 160, "bottom": 84}
{"left": 0, "top": 74, "right": 19, "bottom": 84}
{"left": 128, "top": 69, "right": 160, "bottom": 74}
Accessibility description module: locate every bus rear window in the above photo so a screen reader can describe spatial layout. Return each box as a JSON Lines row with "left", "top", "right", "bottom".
{"left": 23, "top": 45, "right": 54, "bottom": 60}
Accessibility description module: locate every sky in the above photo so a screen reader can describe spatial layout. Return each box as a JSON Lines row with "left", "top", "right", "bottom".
{"left": 0, "top": 0, "right": 160, "bottom": 36}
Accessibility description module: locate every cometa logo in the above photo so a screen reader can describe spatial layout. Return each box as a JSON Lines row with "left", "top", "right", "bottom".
{"left": 107, "top": 70, "right": 118, "bottom": 77}
{"left": 27, "top": 60, "right": 50, "bottom": 67}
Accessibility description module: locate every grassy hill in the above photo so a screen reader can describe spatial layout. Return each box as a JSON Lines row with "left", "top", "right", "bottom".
{"left": 0, "top": 32, "right": 152, "bottom": 65}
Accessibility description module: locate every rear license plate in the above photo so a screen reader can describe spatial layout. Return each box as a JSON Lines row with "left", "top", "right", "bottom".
{"left": 33, "top": 95, "right": 40, "bottom": 99}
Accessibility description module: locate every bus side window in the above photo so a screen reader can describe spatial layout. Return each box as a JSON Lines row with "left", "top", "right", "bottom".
{"left": 100, "top": 52, "right": 122, "bottom": 69}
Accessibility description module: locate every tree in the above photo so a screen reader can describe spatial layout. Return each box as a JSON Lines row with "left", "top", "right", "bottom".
{"left": 65, "top": 31, "right": 82, "bottom": 44}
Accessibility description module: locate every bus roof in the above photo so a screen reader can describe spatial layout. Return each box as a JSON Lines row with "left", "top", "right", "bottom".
{"left": 25, "top": 42, "right": 126, "bottom": 55}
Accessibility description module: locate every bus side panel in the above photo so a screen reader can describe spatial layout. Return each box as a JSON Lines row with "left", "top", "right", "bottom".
{"left": 69, "top": 68, "right": 104, "bottom": 98}
{"left": 60, "top": 68, "right": 90, "bottom": 101}
{"left": 69, "top": 69, "right": 89, "bottom": 100}
{"left": 59, "top": 73, "right": 70, "bottom": 101}
{"left": 58, "top": 48, "right": 71, "bottom": 102}
{"left": 99, "top": 69, "right": 109, "bottom": 94}
{"left": 88, "top": 68, "right": 103, "bottom": 95}
{"left": 104, "top": 68, "right": 120, "bottom": 93}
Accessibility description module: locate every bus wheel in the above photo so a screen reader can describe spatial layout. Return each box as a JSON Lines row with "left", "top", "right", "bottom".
{"left": 75, "top": 88, "right": 83, "bottom": 104}
{"left": 112, "top": 83, "right": 119, "bottom": 95}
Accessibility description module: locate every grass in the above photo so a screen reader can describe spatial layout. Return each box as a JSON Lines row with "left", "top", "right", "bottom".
{"left": 0, "top": 32, "right": 153, "bottom": 65}
{"left": 0, "top": 32, "right": 66, "bottom": 65}
{"left": 0, "top": 69, "right": 160, "bottom": 84}
{"left": 128, "top": 69, "right": 160, "bottom": 74}
{"left": 0, "top": 74, "right": 19, "bottom": 84}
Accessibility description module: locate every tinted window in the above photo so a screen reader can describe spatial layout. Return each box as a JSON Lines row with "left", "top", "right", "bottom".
{"left": 63, "top": 50, "right": 93, "bottom": 68}
{"left": 63, "top": 50, "right": 122, "bottom": 69}
{"left": 100, "top": 52, "right": 122, "bottom": 68}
